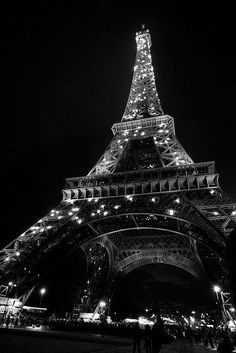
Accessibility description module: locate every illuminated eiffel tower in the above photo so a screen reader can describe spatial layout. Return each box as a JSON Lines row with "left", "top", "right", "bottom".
{"left": 1, "top": 27, "right": 235, "bottom": 322}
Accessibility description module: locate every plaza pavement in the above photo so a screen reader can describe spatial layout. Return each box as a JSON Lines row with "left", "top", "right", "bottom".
{"left": 0, "top": 327, "right": 235, "bottom": 353}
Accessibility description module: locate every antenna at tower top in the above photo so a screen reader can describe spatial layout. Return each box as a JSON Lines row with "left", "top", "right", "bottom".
{"left": 141, "top": 24, "right": 146, "bottom": 30}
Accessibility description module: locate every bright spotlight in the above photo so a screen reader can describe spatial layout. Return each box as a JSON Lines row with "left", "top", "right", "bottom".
{"left": 213, "top": 285, "right": 221, "bottom": 293}
{"left": 40, "top": 288, "right": 46, "bottom": 295}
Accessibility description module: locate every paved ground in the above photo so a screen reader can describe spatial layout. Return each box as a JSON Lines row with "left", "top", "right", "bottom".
{"left": 102, "top": 341, "right": 214, "bottom": 353}
{"left": 0, "top": 327, "right": 229, "bottom": 353}
{"left": 0, "top": 332, "right": 113, "bottom": 352}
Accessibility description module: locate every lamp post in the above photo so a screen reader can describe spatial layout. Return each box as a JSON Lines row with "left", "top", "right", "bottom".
{"left": 99, "top": 300, "right": 106, "bottom": 314}
{"left": 97, "top": 300, "right": 106, "bottom": 318}
{"left": 98, "top": 300, "right": 107, "bottom": 323}
{"left": 213, "top": 284, "right": 229, "bottom": 327}
{"left": 39, "top": 288, "right": 46, "bottom": 306}
{"left": 213, "top": 285, "right": 222, "bottom": 326}
{"left": 213, "top": 285, "right": 221, "bottom": 298}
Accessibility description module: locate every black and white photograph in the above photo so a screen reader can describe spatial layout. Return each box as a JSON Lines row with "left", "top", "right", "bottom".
{"left": 1, "top": 1, "right": 236, "bottom": 352}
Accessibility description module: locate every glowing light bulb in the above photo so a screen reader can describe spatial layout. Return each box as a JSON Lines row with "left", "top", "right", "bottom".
{"left": 213, "top": 285, "right": 221, "bottom": 293}
{"left": 126, "top": 195, "right": 133, "bottom": 201}
{"left": 40, "top": 288, "right": 46, "bottom": 295}
{"left": 167, "top": 209, "right": 175, "bottom": 216}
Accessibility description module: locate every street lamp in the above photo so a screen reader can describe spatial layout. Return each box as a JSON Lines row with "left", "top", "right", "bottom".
{"left": 213, "top": 285, "right": 221, "bottom": 294}
{"left": 213, "top": 284, "right": 228, "bottom": 327}
{"left": 99, "top": 300, "right": 106, "bottom": 315}
{"left": 39, "top": 288, "right": 46, "bottom": 305}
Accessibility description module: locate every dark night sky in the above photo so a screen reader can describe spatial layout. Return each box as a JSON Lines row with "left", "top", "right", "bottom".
{"left": 1, "top": 3, "right": 235, "bottom": 256}
{"left": 112, "top": 264, "right": 216, "bottom": 316}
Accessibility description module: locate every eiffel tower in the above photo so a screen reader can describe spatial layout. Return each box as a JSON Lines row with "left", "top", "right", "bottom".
{"left": 1, "top": 27, "right": 236, "bottom": 321}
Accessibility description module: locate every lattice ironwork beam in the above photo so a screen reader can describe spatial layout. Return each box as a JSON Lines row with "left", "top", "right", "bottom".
{"left": 113, "top": 251, "right": 207, "bottom": 281}
{"left": 64, "top": 171, "right": 219, "bottom": 202}
{"left": 67, "top": 161, "right": 216, "bottom": 189}
{"left": 1, "top": 190, "right": 227, "bottom": 283}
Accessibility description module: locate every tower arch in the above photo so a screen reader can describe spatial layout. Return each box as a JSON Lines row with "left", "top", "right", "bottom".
{"left": 109, "top": 262, "right": 214, "bottom": 318}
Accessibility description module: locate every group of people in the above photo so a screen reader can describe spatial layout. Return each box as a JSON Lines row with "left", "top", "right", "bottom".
{"left": 132, "top": 319, "right": 165, "bottom": 353}
{"left": 202, "top": 328, "right": 235, "bottom": 353}
{"left": 132, "top": 320, "right": 236, "bottom": 353}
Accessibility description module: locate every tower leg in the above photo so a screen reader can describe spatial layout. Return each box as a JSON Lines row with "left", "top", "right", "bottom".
{"left": 79, "top": 243, "right": 110, "bottom": 316}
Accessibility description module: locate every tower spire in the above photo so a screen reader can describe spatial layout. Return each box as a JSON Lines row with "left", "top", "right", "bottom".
{"left": 122, "top": 27, "right": 164, "bottom": 121}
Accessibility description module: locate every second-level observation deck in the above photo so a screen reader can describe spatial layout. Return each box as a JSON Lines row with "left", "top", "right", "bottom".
{"left": 66, "top": 161, "right": 216, "bottom": 188}
{"left": 63, "top": 161, "right": 218, "bottom": 201}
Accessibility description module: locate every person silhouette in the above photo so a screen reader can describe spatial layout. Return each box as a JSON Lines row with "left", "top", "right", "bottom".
{"left": 151, "top": 320, "right": 164, "bottom": 353}
{"left": 217, "top": 333, "right": 235, "bottom": 353}
{"left": 132, "top": 322, "right": 141, "bottom": 353}
{"left": 144, "top": 324, "right": 151, "bottom": 353}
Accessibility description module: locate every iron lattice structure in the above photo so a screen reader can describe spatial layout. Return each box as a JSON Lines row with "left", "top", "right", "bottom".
{"left": 0, "top": 28, "right": 236, "bottom": 318}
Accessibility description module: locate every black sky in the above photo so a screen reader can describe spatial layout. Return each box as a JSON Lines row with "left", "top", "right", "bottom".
{"left": 111, "top": 264, "right": 216, "bottom": 317}
{"left": 1, "top": 1, "right": 235, "bottom": 252}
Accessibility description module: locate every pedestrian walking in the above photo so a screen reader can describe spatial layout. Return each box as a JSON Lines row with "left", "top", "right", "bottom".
{"left": 203, "top": 327, "right": 209, "bottom": 348}
{"left": 5, "top": 315, "right": 10, "bottom": 328}
{"left": 233, "top": 332, "right": 236, "bottom": 348}
{"left": 143, "top": 324, "right": 151, "bottom": 353}
{"left": 14, "top": 316, "right": 19, "bottom": 327}
{"left": 132, "top": 322, "right": 141, "bottom": 353}
{"left": 151, "top": 320, "right": 164, "bottom": 353}
{"left": 208, "top": 327, "right": 215, "bottom": 349}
